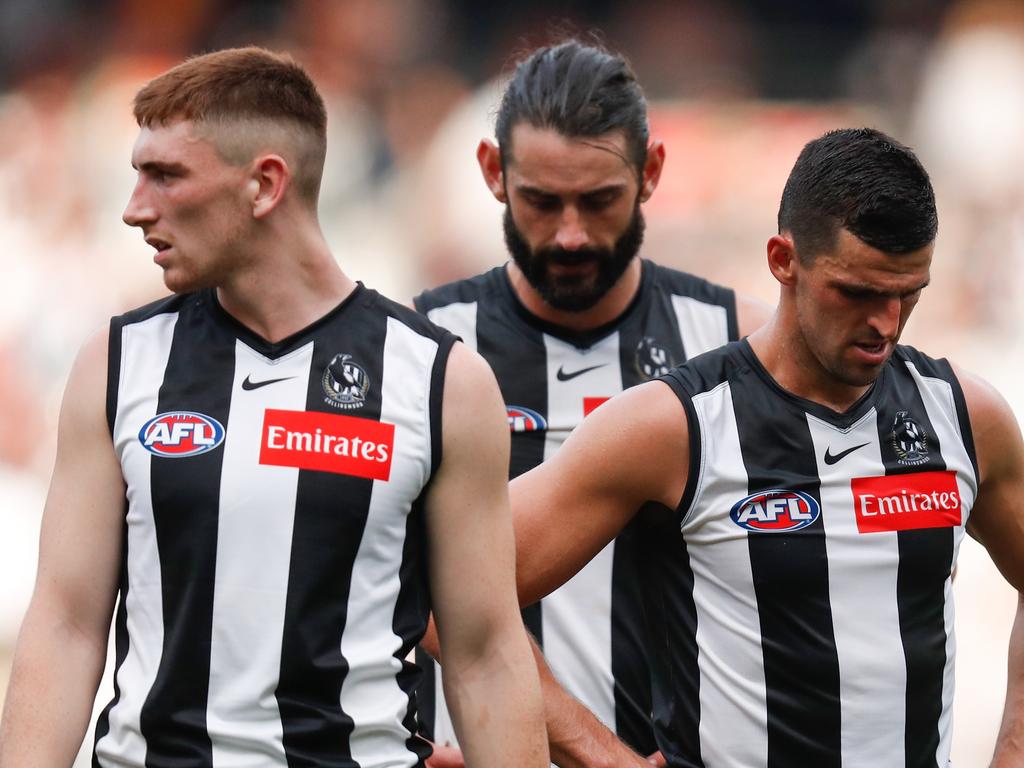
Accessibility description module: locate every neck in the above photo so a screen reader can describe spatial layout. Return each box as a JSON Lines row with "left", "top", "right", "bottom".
{"left": 746, "top": 308, "right": 873, "bottom": 414}
{"left": 506, "top": 258, "right": 642, "bottom": 332}
{"left": 216, "top": 218, "right": 355, "bottom": 343}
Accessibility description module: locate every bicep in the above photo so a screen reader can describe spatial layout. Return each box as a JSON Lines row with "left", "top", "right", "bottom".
{"left": 424, "top": 343, "right": 519, "bottom": 655}
{"left": 960, "top": 369, "right": 1024, "bottom": 591}
{"left": 513, "top": 380, "right": 690, "bottom": 606}
{"left": 30, "top": 330, "right": 124, "bottom": 642}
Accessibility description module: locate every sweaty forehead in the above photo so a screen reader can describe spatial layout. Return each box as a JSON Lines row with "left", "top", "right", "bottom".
{"left": 504, "top": 124, "right": 637, "bottom": 193}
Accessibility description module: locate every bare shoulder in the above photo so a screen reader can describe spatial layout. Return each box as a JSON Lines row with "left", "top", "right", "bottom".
{"left": 440, "top": 341, "right": 505, "bottom": 431}
{"left": 952, "top": 362, "right": 1023, "bottom": 484}
{"left": 62, "top": 326, "right": 113, "bottom": 433}
{"left": 555, "top": 378, "right": 689, "bottom": 510}
{"left": 735, "top": 292, "right": 774, "bottom": 338}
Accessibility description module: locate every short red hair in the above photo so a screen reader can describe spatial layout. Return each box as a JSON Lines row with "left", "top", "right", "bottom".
{"left": 133, "top": 47, "right": 328, "bottom": 204}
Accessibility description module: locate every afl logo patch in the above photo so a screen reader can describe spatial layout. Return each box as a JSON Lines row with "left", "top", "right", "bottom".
{"left": 323, "top": 353, "right": 370, "bottom": 410}
{"left": 507, "top": 405, "right": 546, "bottom": 433}
{"left": 139, "top": 411, "right": 225, "bottom": 457}
{"left": 730, "top": 490, "right": 820, "bottom": 533}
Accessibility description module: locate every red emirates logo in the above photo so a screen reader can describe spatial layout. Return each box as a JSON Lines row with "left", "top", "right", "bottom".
{"left": 259, "top": 408, "right": 394, "bottom": 480}
{"left": 851, "top": 470, "right": 961, "bottom": 533}
{"left": 583, "top": 397, "right": 609, "bottom": 417}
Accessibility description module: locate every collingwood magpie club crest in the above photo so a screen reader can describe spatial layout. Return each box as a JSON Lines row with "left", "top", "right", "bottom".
{"left": 891, "top": 409, "right": 929, "bottom": 466}
{"left": 635, "top": 336, "right": 675, "bottom": 380}
{"left": 322, "top": 353, "right": 370, "bottom": 410}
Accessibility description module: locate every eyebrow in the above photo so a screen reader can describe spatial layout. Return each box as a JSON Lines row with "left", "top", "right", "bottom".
{"left": 516, "top": 183, "right": 629, "bottom": 198}
{"left": 834, "top": 279, "right": 931, "bottom": 298}
{"left": 132, "top": 160, "right": 189, "bottom": 175}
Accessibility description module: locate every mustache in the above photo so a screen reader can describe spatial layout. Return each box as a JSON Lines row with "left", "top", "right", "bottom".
{"left": 535, "top": 247, "right": 608, "bottom": 266}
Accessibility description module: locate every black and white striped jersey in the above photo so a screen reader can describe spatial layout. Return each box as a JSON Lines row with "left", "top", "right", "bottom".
{"left": 414, "top": 260, "right": 738, "bottom": 754}
{"left": 651, "top": 339, "right": 978, "bottom": 768}
{"left": 92, "top": 285, "right": 454, "bottom": 768}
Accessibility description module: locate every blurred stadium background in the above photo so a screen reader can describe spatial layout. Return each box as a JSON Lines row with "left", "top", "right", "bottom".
{"left": 1, "top": 0, "right": 1022, "bottom": 764}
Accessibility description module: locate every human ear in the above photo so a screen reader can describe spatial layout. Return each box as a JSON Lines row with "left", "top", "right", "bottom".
{"left": 476, "top": 139, "right": 506, "bottom": 203}
{"left": 767, "top": 234, "right": 799, "bottom": 287}
{"left": 639, "top": 140, "right": 666, "bottom": 202}
{"left": 251, "top": 155, "right": 289, "bottom": 218}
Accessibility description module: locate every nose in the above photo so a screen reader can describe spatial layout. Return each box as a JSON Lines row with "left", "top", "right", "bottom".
{"left": 868, "top": 296, "right": 902, "bottom": 339}
{"left": 554, "top": 206, "right": 589, "bottom": 251}
{"left": 123, "top": 178, "right": 156, "bottom": 228}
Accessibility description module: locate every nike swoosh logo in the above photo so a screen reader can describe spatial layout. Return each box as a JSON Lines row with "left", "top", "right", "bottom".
{"left": 823, "top": 442, "right": 869, "bottom": 465}
{"left": 242, "top": 374, "right": 296, "bottom": 391}
{"left": 556, "top": 364, "right": 607, "bottom": 382}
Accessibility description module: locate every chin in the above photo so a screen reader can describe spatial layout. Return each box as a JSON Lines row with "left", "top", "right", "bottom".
{"left": 161, "top": 268, "right": 207, "bottom": 295}
{"left": 833, "top": 362, "right": 887, "bottom": 389}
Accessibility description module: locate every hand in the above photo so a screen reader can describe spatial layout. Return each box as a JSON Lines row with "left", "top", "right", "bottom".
{"left": 646, "top": 750, "right": 666, "bottom": 766}
{"left": 426, "top": 741, "right": 466, "bottom": 768}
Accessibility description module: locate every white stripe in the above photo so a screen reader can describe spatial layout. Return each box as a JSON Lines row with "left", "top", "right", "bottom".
{"left": 805, "top": 409, "right": 907, "bottom": 767}
{"left": 426, "top": 302, "right": 477, "bottom": 353}
{"left": 905, "top": 361, "right": 978, "bottom": 767}
{"left": 684, "top": 381, "right": 768, "bottom": 767}
{"left": 340, "top": 317, "right": 436, "bottom": 767}
{"left": 205, "top": 341, "right": 314, "bottom": 766}
{"left": 96, "top": 312, "right": 179, "bottom": 768}
{"left": 671, "top": 295, "right": 729, "bottom": 359}
{"left": 538, "top": 332, "right": 623, "bottom": 735}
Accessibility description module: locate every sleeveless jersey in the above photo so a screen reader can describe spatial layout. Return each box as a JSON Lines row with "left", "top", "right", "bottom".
{"left": 414, "top": 260, "right": 738, "bottom": 754}
{"left": 652, "top": 339, "right": 978, "bottom": 767}
{"left": 93, "top": 285, "right": 454, "bottom": 768}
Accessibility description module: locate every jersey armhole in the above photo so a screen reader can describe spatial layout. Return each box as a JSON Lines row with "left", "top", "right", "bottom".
{"left": 106, "top": 317, "right": 124, "bottom": 438}
{"left": 942, "top": 359, "right": 980, "bottom": 485}
{"left": 427, "top": 332, "right": 458, "bottom": 475}
{"left": 725, "top": 288, "right": 739, "bottom": 342}
{"left": 659, "top": 374, "right": 702, "bottom": 527}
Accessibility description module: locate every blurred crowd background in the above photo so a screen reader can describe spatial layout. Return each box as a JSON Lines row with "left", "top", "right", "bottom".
{"left": 2, "top": 0, "right": 1023, "bottom": 763}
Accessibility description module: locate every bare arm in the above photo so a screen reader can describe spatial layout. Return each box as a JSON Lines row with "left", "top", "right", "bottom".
{"left": 735, "top": 292, "right": 774, "bottom": 339}
{"left": 511, "top": 380, "right": 690, "bottom": 765}
{"left": 955, "top": 368, "right": 1024, "bottom": 767}
{"left": 425, "top": 342, "right": 548, "bottom": 768}
{"left": 513, "top": 379, "right": 689, "bottom": 606}
{"left": 0, "top": 330, "right": 125, "bottom": 766}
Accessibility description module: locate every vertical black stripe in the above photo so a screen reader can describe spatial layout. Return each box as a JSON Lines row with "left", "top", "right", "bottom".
{"left": 877, "top": 366, "right": 954, "bottom": 768}
{"left": 476, "top": 302, "right": 548, "bottom": 644}
{"left": 394, "top": 495, "right": 433, "bottom": 765}
{"left": 413, "top": 647, "right": 437, "bottom": 742}
{"left": 140, "top": 301, "right": 236, "bottom": 767}
{"left": 277, "top": 314, "right": 388, "bottom": 767}
{"left": 724, "top": 291, "right": 739, "bottom": 341}
{"left": 106, "top": 318, "right": 123, "bottom": 437}
{"left": 730, "top": 380, "right": 842, "bottom": 767}
{"left": 427, "top": 335, "right": 455, "bottom": 475}
{"left": 637, "top": 502, "right": 703, "bottom": 768}
{"left": 937, "top": 357, "right": 979, "bottom": 483}
{"left": 606, "top": 288, "right": 688, "bottom": 752}
{"left": 92, "top": 522, "right": 130, "bottom": 766}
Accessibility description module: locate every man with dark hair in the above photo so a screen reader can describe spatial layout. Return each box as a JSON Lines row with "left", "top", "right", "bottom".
{"left": 414, "top": 39, "right": 768, "bottom": 764}
{"left": 505, "top": 126, "right": 1024, "bottom": 766}
{"left": 0, "top": 47, "right": 548, "bottom": 768}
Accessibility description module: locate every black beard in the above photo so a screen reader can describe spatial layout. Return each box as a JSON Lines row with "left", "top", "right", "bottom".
{"left": 503, "top": 203, "right": 645, "bottom": 312}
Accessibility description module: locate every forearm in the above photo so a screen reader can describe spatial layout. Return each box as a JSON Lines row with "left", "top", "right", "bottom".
{"left": 443, "top": 625, "right": 548, "bottom": 767}
{"left": 992, "top": 593, "right": 1024, "bottom": 766}
{"left": 529, "top": 639, "right": 651, "bottom": 768}
{"left": 0, "top": 606, "right": 108, "bottom": 766}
